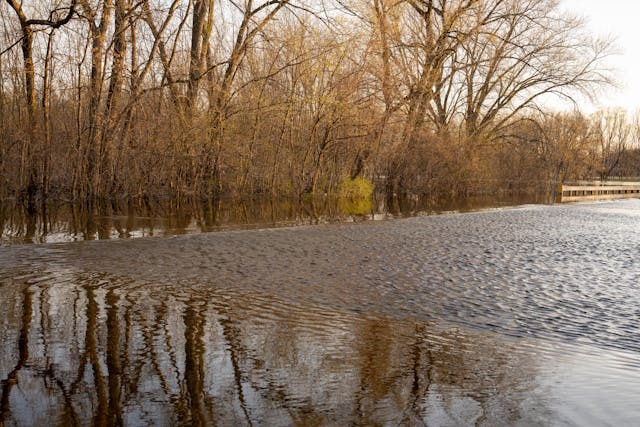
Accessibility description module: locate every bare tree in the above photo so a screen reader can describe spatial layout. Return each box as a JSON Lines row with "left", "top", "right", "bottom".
{"left": 0, "top": 0, "right": 621, "bottom": 201}
{"left": 458, "top": 0, "right": 613, "bottom": 143}
{"left": 79, "top": 0, "right": 113, "bottom": 196}
{"left": 4, "top": 0, "right": 76, "bottom": 201}
{"left": 199, "top": 0, "right": 293, "bottom": 195}
{"left": 591, "top": 108, "right": 633, "bottom": 180}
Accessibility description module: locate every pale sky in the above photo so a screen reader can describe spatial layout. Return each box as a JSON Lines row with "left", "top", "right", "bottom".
{"left": 562, "top": 0, "right": 640, "bottom": 113}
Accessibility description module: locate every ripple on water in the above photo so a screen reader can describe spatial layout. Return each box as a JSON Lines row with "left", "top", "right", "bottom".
{"left": 1, "top": 200, "right": 640, "bottom": 425}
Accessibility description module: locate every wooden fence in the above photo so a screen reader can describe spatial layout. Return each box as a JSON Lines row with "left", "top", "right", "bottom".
{"left": 557, "top": 181, "right": 640, "bottom": 202}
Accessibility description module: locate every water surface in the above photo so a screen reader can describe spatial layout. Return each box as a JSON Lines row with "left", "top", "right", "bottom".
{"left": 1, "top": 199, "right": 639, "bottom": 425}
{"left": 0, "top": 193, "right": 549, "bottom": 245}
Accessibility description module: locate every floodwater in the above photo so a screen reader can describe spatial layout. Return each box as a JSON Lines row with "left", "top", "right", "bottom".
{"left": 1, "top": 197, "right": 639, "bottom": 426}
{"left": 0, "top": 193, "right": 549, "bottom": 245}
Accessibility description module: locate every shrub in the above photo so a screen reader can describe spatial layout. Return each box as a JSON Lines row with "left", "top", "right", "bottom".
{"left": 338, "top": 176, "right": 375, "bottom": 199}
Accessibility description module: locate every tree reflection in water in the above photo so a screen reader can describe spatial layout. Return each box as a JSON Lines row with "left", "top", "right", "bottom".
{"left": 0, "top": 271, "right": 546, "bottom": 426}
{"left": 0, "top": 194, "right": 549, "bottom": 245}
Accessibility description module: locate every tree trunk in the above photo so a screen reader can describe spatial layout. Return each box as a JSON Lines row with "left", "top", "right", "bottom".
{"left": 84, "top": 0, "right": 114, "bottom": 197}
{"left": 0, "top": 45, "right": 5, "bottom": 193}
{"left": 42, "top": 30, "right": 55, "bottom": 198}
{"left": 187, "top": 0, "right": 208, "bottom": 110}
{"left": 18, "top": 24, "right": 38, "bottom": 201}
{"left": 99, "top": 0, "right": 127, "bottom": 195}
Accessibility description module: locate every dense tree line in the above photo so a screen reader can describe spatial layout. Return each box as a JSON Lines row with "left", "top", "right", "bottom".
{"left": 0, "top": 0, "right": 635, "bottom": 202}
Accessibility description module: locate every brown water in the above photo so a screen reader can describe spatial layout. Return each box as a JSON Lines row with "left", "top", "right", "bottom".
{"left": 1, "top": 197, "right": 639, "bottom": 426}
{"left": 0, "top": 193, "right": 548, "bottom": 245}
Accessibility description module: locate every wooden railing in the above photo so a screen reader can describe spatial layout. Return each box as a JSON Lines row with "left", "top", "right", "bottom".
{"left": 557, "top": 181, "right": 640, "bottom": 202}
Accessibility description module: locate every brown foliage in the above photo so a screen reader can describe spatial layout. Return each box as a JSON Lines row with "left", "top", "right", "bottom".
{"left": 0, "top": 0, "right": 627, "bottom": 202}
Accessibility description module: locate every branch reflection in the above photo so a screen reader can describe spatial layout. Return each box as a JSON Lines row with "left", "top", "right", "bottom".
{"left": 0, "top": 273, "right": 544, "bottom": 426}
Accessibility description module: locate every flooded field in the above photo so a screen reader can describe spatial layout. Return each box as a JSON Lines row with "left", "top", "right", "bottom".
{"left": 1, "top": 198, "right": 639, "bottom": 425}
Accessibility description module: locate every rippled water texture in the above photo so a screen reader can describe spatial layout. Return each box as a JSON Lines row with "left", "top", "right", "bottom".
{"left": 1, "top": 200, "right": 639, "bottom": 425}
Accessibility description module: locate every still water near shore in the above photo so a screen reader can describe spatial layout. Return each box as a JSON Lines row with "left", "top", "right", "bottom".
{"left": 1, "top": 193, "right": 550, "bottom": 245}
{"left": 1, "top": 196, "right": 639, "bottom": 425}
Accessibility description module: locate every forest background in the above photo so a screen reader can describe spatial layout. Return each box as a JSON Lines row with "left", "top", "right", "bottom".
{"left": 1, "top": 0, "right": 639, "bottom": 205}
